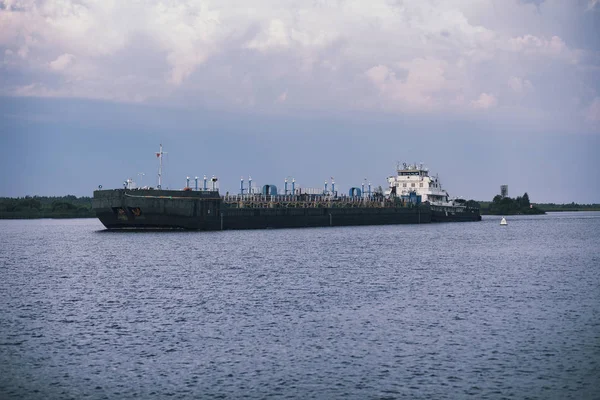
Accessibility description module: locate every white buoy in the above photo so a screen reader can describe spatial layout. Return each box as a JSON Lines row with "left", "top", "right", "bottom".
{"left": 500, "top": 217, "right": 507, "bottom": 226}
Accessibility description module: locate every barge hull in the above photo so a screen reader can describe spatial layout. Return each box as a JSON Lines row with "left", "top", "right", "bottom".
{"left": 431, "top": 210, "right": 482, "bottom": 223}
{"left": 220, "top": 207, "right": 429, "bottom": 230}
{"left": 93, "top": 189, "right": 431, "bottom": 230}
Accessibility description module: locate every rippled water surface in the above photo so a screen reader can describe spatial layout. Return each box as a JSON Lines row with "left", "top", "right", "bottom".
{"left": 1, "top": 213, "right": 599, "bottom": 399}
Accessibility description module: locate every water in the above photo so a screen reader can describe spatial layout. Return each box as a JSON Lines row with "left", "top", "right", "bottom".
{"left": 1, "top": 213, "right": 599, "bottom": 399}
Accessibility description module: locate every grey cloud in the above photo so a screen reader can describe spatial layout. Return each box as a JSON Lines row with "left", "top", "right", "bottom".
{"left": 0, "top": 0, "right": 599, "bottom": 133}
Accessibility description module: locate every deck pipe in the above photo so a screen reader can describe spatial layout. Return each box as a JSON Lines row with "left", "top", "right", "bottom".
{"left": 195, "top": 176, "right": 198, "bottom": 191}
{"left": 324, "top": 181, "right": 328, "bottom": 194}
{"left": 332, "top": 179, "right": 335, "bottom": 195}
{"left": 203, "top": 175, "right": 207, "bottom": 191}
{"left": 284, "top": 178, "right": 288, "bottom": 195}
{"left": 292, "top": 178, "right": 295, "bottom": 195}
{"left": 240, "top": 177, "right": 244, "bottom": 195}
{"left": 249, "top": 176, "right": 252, "bottom": 194}
{"left": 186, "top": 176, "right": 190, "bottom": 188}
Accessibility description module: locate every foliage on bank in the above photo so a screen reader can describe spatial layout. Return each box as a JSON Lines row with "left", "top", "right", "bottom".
{"left": 480, "top": 192, "right": 545, "bottom": 215}
{"left": 0, "top": 195, "right": 94, "bottom": 219}
{"left": 534, "top": 202, "right": 600, "bottom": 212}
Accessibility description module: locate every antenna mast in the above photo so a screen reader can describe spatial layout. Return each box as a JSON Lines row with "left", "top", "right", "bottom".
{"left": 156, "top": 144, "right": 167, "bottom": 188}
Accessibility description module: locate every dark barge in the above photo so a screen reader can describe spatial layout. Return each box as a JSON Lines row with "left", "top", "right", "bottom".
{"left": 92, "top": 146, "right": 480, "bottom": 230}
{"left": 92, "top": 189, "right": 433, "bottom": 230}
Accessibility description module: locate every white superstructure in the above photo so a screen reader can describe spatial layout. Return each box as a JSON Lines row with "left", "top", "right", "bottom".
{"left": 385, "top": 162, "right": 454, "bottom": 205}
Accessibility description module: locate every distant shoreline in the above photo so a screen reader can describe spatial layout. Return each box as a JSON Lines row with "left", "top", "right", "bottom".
{"left": 0, "top": 211, "right": 95, "bottom": 220}
{"left": 480, "top": 209, "right": 600, "bottom": 216}
{"left": 0, "top": 196, "right": 94, "bottom": 220}
{"left": 1, "top": 196, "right": 599, "bottom": 220}
{"left": 477, "top": 199, "right": 600, "bottom": 215}
{"left": 538, "top": 208, "right": 600, "bottom": 212}
{"left": 0, "top": 214, "right": 96, "bottom": 220}
{"left": 3, "top": 210, "right": 600, "bottom": 220}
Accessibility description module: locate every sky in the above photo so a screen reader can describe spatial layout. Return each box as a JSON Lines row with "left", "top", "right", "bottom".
{"left": 1, "top": 0, "right": 599, "bottom": 203}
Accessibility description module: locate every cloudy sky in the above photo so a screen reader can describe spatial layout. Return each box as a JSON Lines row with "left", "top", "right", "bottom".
{"left": 1, "top": 0, "right": 599, "bottom": 202}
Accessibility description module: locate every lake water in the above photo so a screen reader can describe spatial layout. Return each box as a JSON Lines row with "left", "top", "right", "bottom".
{"left": 1, "top": 212, "right": 599, "bottom": 399}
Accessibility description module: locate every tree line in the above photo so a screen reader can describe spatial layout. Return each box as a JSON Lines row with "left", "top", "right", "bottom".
{"left": 534, "top": 202, "right": 600, "bottom": 212}
{"left": 480, "top": 192, "right": 545, "bottom": 215}
{"left": 478, "top": 194, "right": 600, "bottom": 215}
{"left": 0, "top": 195, "right": 94, "bottom": 219}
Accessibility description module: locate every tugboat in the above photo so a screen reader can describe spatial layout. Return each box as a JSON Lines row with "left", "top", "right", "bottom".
{"left": 385, "top": 163, "right": 481, "bottom": 222}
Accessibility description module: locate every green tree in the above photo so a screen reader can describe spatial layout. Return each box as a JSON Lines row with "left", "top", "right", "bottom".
{"left": 51, "top": 201, "right": 78, "bottom": 212}
{"left": 520, "top": 192, "right": 530, "bottom": 208}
